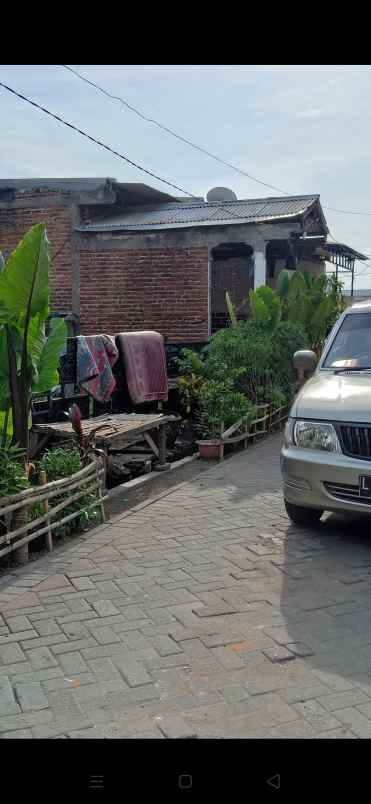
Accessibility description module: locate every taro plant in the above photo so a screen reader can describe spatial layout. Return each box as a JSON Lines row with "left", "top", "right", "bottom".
{"left": 0, "top": 225, "right": 67, "bottom": 461}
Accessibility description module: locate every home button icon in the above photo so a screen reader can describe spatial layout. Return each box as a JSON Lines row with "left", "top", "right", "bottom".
{"left": 178, "top": 774, "right": 193, "bottom": 790}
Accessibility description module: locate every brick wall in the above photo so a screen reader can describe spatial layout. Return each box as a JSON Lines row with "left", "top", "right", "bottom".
{"left": 0, "top": 196, "right": 74, "bottom": 312}
{"left": 79, "top": 246, "right": 209, "bottom": 342}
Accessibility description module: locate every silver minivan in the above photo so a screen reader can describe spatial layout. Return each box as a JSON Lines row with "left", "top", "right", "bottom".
{"left": 281, "top": 300, "right": 371, "bottom": 525}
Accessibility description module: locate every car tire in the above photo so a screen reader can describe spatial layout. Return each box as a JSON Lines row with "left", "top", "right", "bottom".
{"left": 284, "top": 500, "right": 323, "bottom": 525}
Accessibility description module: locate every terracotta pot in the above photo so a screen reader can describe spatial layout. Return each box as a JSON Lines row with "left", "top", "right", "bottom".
{"left": 197, "top": 440, "right": 223, "bottom": 460}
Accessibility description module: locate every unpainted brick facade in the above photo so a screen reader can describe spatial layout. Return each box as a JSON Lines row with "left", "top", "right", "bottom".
{"left": 0, "top": 190, "right": 210, "bottom": 343}
{"left": 79, "top": 246, "right": 209, "bottom": 341}
{"left": 0, "top": 194, "right": 74, "bottom": 314}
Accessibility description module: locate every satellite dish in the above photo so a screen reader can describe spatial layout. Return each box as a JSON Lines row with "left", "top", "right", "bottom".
{"left": 206, "top": 187, "right": 238, "bottom": 202}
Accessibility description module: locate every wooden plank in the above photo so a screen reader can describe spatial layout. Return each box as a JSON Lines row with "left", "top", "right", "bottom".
{"left": 143, "top": 432, "right": 160, "bottom": 458}
{"left": 32, "top": 414, "right": 177, "bottom": 451}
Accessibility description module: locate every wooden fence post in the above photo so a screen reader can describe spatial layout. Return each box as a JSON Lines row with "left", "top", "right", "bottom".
{"left": 13, "top": 508, "right": 29, "bottom": 564}
{"left": 39, "top": 470, "right": 53, "bottom": 552}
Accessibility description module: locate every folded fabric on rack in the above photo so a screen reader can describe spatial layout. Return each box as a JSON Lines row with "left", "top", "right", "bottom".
{"left": 116, "top": 331, "right": 168, "bottom": 405}
{"left": 76, "top": 334, "right": 119, "bottom": 402}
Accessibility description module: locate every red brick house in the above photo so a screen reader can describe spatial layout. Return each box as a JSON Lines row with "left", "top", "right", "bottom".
{"left": 0, "top": 178, "right": 366, "bottom": 345}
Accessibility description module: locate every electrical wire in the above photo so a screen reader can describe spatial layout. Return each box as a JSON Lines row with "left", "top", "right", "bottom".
{"left": 62, "top": 64, "right": 371, "bottom": 219}
{"left": 0, "top": 81, "right": 196, "bottom": 198}
{"left": 62, "top": 64, "right": 292, "bottom": 198}
{"left": 2, "top": 74, "right": 371, "bottom": 283}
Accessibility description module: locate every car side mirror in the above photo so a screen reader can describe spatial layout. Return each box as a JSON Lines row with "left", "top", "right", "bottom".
{"left": 293, "top": 350, "right": 317, "bottom": 386}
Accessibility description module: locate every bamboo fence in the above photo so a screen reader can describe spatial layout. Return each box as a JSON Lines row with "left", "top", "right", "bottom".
{"left": 0, "top": 459, "right": 106, "bottom": 560}
{"left": 218, "top": 402, "right": 288, "bottom": 458}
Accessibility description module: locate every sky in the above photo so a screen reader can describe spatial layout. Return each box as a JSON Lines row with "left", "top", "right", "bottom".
{"left": 1, "top": 64, "right": 371, "bottom": 288}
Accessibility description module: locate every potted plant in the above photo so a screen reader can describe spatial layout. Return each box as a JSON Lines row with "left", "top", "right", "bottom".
{"left": 197, "top": 378, "right": 251, "bottom": 460}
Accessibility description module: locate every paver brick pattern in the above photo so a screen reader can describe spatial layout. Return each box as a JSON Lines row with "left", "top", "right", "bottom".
{"left": 1, "top": 433, "right": 371, "bottom": 738}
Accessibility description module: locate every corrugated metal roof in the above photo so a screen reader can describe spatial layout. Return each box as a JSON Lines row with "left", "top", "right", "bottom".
{"left": 77, "top": 194, "right": 320, "bottom": 232}
{"left": 321, "top": 242, "right": 368, "bottom": 261}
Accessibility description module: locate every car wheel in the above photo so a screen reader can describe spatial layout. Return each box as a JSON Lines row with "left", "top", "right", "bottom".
{"left": 284, "top": 500, "right": 323, "bottom": 525}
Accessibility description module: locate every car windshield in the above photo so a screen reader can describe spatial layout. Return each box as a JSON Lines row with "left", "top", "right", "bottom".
{"left": 324, "top": 312, "right": 371, "bottom": 369}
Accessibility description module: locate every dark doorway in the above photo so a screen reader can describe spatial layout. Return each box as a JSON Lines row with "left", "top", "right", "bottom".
{"left": 210, "top": 243, "right": 254, "bottom": 333}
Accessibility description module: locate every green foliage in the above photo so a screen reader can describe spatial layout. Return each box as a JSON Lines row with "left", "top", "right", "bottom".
{"left": 249, "top": 286, "right": 281, "bottom": 330}
{"left": 176, "top": 348, "right": 205, "bottom": 377}
{"left": 176, "top": 348, "right": 206, "bottom": 414}
{"left": 226, "top": 292, "right": 238, "bottom": 329}
{"left": 276, "top": 269, "right": 345, "bottom": 354}
{"left": 0, "top": 224, "right": 67, "bottom": 455}
{"left": 0, "top": 444, "right": 28, "bottom": 498}
{"left": 269, "top": 320, "right": 309, "bottom": 397}
{"left": 206, "top": 321, "right": 273, "bottom": 381}
{"left": 35, "top": 447, "right": 101, "bottom": 538}
{"left": 198, "top": 377, "right": 254, "bottom": 439}
{"left": 38, "top": 447, "right": 82, "bottom": 480}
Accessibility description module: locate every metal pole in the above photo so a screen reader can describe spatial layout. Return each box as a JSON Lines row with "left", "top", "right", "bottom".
{"left": 351, "top": 260, "right": 354, "bottom": 297}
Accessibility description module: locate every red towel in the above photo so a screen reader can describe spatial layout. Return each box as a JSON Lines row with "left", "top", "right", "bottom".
{"left": 116, "top": 331, "right": 168, "bottom": 404}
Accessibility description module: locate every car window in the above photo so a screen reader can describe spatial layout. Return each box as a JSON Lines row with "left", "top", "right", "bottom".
{"left": 323, "top": 312, "right": 371, "bottom": 369}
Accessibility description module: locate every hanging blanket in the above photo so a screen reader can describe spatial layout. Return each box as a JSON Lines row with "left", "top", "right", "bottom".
{"left": 116, "top": 331, "right": 168, "bottom": 405}
{"left": 76, "top": 334, "right": 119, "bottom": 403}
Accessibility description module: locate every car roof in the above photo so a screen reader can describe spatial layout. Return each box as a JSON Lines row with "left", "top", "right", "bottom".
{"left": 345, "top": 300, "right": 371, "bottom": 314}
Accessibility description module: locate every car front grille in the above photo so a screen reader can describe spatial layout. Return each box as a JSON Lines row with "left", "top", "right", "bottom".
{"left": 324, "top": 481, "right": 371, "bottom": 505}
{"left": 339, "top": 425, "right": 371, "bottom": 459}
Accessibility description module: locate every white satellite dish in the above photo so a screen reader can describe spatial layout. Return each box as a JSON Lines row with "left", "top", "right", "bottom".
{"left": 206, "top": 187, "right": 238, "bottom": 202}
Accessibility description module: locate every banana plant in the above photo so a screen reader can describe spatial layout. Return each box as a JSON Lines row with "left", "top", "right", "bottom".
{"left": 0, "top": 224, "right": 67, "bottom": 458}
{"left": 249, "top": 285, "right": 281, "bottom": 330}
{"left": 276, "top": 269, "right": 345, "bottom": 354}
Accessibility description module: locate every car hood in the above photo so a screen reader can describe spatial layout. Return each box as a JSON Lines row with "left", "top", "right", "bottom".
{"left": 292, "top": 372, "right": 371, "bottom": 423}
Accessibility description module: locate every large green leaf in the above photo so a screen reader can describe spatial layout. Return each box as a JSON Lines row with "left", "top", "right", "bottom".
{"left": 32, "top": 317, "right": 67, "bottom": 393}
{"left": 0, "top": 407, "right": 13, "bottom": 443}
{"left": 288, "top": 294, "right": 308, "bottom": 326}
{"left": 288, "top": 271, "right": 306, "bottom": 300}
{"left": 310, "top": 297, "right": 332, "bottom": 342}
{"left": 0, "top": 223, "right": 50, "bottom": 325}
{"left": 249, "top": 290, "right": 270, "bottom": 324}
{"left": 226, "top": 292, "right": 238, "bottom": 329}
{"left": 276, "top": 270, "right": 291, "bottom": 299}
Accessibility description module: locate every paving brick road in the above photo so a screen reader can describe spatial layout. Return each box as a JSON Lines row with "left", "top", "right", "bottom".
{"left": 1, "top": 433, "right": 371, "bottom": 738}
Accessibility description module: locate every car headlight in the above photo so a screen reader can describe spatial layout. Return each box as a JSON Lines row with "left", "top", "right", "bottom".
{"left": 284, "top": 418, "right": 341, "bottom": 453}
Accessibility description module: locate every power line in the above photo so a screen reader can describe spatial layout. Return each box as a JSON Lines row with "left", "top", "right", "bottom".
{"left": 0, "top": 81, "right": 196, "bottom": 198}
{"left": 62, "top": 64, "right": 292, "bottom": 198}
{"left": 62, "top": 64, "right": 371, "bottom": 219}
{"left": 2, "top": 75, "right": 370, "bottom": 281}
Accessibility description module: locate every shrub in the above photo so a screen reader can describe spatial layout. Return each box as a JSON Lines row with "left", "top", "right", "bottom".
{"left": 176, "top": 349, "right": 205, "bottom": 414}
{"left": 269, "top": 320, "right": 309, "bottom": 397}
{"left": 0, "top": 444, "right": 29, "bottom": 498}
{"left": 38, "top": 447, "right": 81, "bottom": 480}
{"left": 0, "top": 444, "right": 29, "bottom": 539}
{"left": 35, "top": 446, "right": 101, "bottom": 538}
{"left": 198, "top": 378, "right": 255, "bottom": 439}
{"left": 206, "top": 321, "right": 273, "bottom": 382}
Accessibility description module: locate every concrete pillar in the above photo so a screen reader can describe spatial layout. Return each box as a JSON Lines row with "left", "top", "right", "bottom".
{"left": 253, "top": 243, "right": 267, "bottom": 288}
